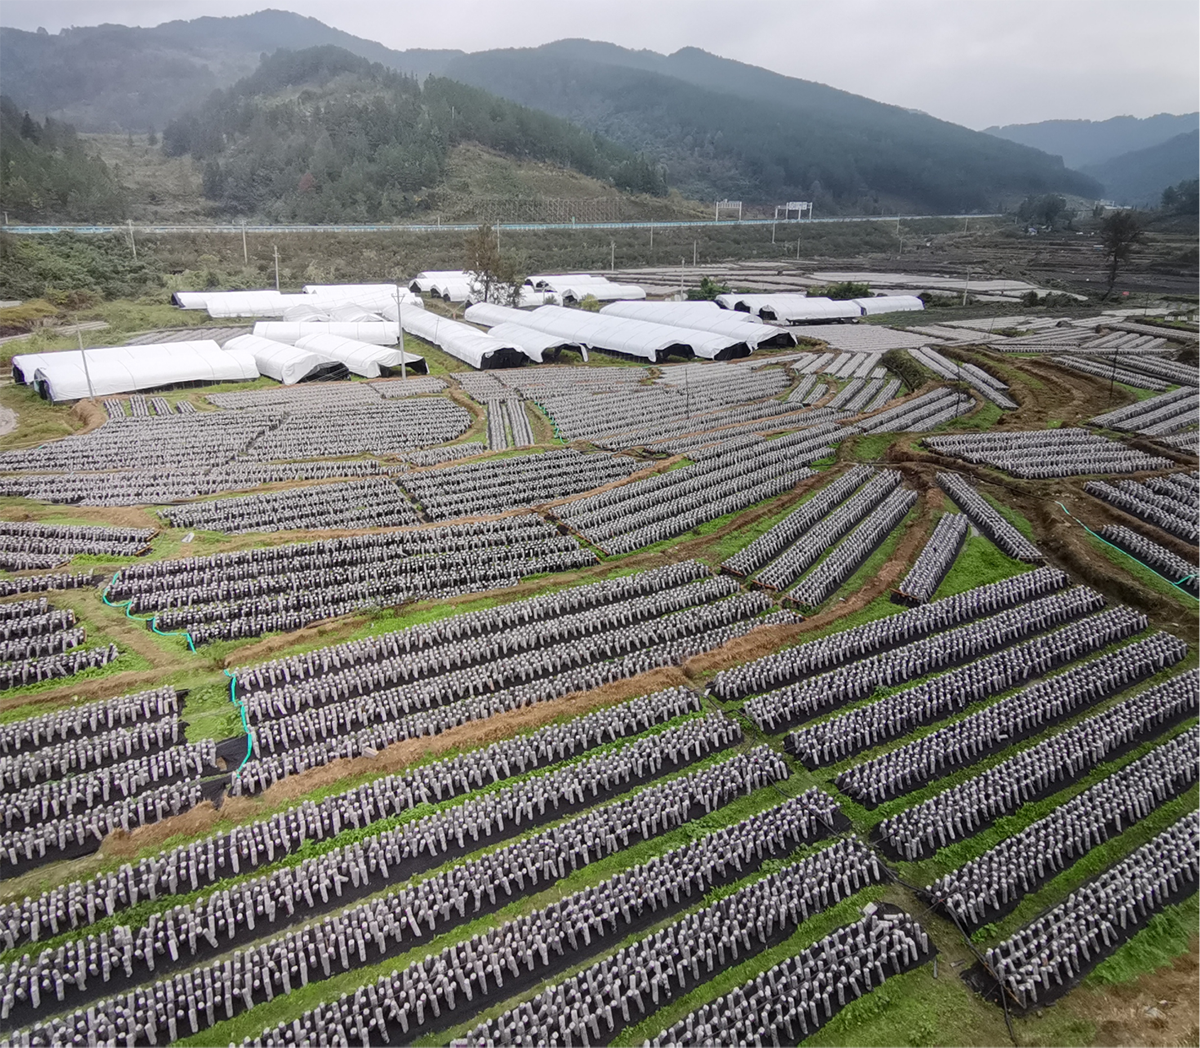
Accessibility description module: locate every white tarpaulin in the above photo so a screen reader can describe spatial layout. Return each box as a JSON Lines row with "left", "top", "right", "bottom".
{"left": 523, "top": 274, "right": 646, "bottom": 303}
{"left": 30, "top": 342, "right": 259, "bottom": 402}
{"left": 223, "top": 334, "right": 345, "bottom": 385}
{"left": 599, "top": 300, "right": 796, "bottom": 349}
{"left": 400, "top": 309, "right": 531, "bottom": 369}
{"left": 292, "top": 334, "right": 425, "bottom": 378}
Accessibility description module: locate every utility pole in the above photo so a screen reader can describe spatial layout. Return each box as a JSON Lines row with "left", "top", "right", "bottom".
{"left": 395, "top": 284, "right": 407, "bottom": 382}
{"left": 649, "top": 224, "right": 653, "bottom": 249}
{"left": 77, "top": 330, "right": 95, "bottom": 401}
{"left": 241, "top": 221, "right": 248, "bottom": 264}
{"left": 796, "top": 237, "right": 800, "bottom": 260}
{"left": 961, "top": 270, "right": 970, "bottom": 306}
{"left": 127, "top": 219, "right": 136, "bottom": 260}
{"left": 693, "top": 241, "right": 697, "bottom": 267}
{"left": 771, "top": 221, "right": 776, "bottom": 244}
{"left": 273, "top": 246, "right": 280, "bottom": 291}
{"left": 610, "top": 240, "right": 615, "bottom": 272}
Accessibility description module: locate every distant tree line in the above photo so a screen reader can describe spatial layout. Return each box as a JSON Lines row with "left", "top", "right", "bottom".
{"left": 1160, "top": 179, "right": 1198, "bottom": 213}
{"left": 0, "top": 96, "right": 127, "bottom": 221}
{"left": 160, "top": 47, "right": 666, "bottom": 222}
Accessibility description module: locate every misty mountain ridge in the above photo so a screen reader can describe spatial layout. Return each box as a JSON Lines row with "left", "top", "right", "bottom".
{"left": 986, "top": 112, "right": 1199, "bottom": 170}
{"left": 1081, "top": 130, "right": 1200, "bottom": 207}
{"left": 1, "top": 9, "right": 1103, "bottom": 212}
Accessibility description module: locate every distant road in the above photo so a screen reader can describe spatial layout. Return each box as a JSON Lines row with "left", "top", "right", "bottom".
{"left": 1, "top": 215, "right": 1000, "bottom": 235}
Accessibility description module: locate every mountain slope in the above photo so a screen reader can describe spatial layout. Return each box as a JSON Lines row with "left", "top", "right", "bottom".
{"left": 153, "top": 46, "right": 665, "bottom": 223}
{"left": 440, "top": 40, "right": 1100, "bottom": 210}
{"left": 1082, "top": 130, "right": 1200, "bottom": 206}
{"left": 985, "top": 113, "right": 1199, "bottom": 169}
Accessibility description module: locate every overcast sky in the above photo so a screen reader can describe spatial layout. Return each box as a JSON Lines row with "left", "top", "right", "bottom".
{"left": 3, "top": 0, "right": 1196, "bottom": 128}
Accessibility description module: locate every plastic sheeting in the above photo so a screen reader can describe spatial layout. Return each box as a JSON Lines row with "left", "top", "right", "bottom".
{"left": 400, "top": 308, "right": 531, "bottom": 369}
{"left": 29, "top": 342, "right": 259, "bottom": 402}
{"left": 852, "top": 295, "right": 926, "bottom": 315}
{"left": 715, "top": 294, "right": 861, "bottom": 323}
{"left": 223, "top": 334, "right": 346, "bottom": 385}
{"left": 599, "top": 301, "right": 797, "bottom": 349}
{"left": 464, "top": 303, "right": 745, "bottom": 362}
{"left": 252, "top": 322, "right": 402, "bottom": 346}
{"left": 293, "top": 333, "right": 426, "bottom": 378}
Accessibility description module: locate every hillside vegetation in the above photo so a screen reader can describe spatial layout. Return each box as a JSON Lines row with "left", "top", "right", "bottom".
{"left": 159, "top": 46, "right": 666, "bottom": 223}
{"left": 0, "top": 96, "right": 128, "bottom": 221}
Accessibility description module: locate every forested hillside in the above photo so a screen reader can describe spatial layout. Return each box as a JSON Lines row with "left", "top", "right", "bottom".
{"left": 440, "top": 41, "right": 1101, "bottom": 212}
{"left": 0, "top": 96, "right": 127, "bottom": 221}
{"left": 161, "top": 47, "right": 665, "bottom": 221}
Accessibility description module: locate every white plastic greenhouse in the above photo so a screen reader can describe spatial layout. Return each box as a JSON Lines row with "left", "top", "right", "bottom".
{"left": 28, "top": 342, "right": 259, "bottom": 402}
{"left": 852, "top": 295, "right": 925, "bottom": 315}
{"left": 487, "top": 322, "right": 586, "bottom": 362}
{"left": 464, "top": 303, "right": 746, "bottom": 362}
{"left": 599, "top": 301, "right": 797, "bottom": 349}
{"left": 252, "top": 322, "right": 402, "bottom": 346}
{"left": 400, "top": 309, "right": 531, "bottom": 369}
{"left": 223, "top": 334, "right": 347, "bottom": 385}
{"left": 715, "top": 294, "right": 861, "bottom": 323}
{"left": 292, "top": 334, "right": 426, "bottom": 378}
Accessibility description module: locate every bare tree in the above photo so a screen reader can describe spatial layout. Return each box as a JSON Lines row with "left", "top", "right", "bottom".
{"left": 1099, "top": 211, "right": 1144, "bottom": 298}
{"left": 463, "top": 224, "right": 525, "bottom": 306}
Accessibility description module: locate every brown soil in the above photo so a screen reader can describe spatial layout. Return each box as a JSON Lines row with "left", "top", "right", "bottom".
{"left": 101, "top": 800, "right": 223, "bottom": 858}
{"left": 1066, "top": 937, "right": 1200, "bottom": 1048}
{"left": 68, "top": 399, "right": 108, "bottom": 434}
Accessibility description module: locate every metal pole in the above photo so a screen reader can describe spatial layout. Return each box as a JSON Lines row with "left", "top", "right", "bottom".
{"left": 241, "top": 222, "right": 248, "bottom": 264}
{"left": 649, "top": 224, "right": 653, "bottom": 249}
{"left": 796, "top": 237, "right": 800, "bottom": 260}
{"left": 395, "top": 284, "right": 406, "bottom": 382}
{"left": 772, "top": 222, "right": 776, "bottom": 244}
{"left": 610, "top": 241, "right": 614, "bottom": 272}
{"left": 77, "top": 330, "right": 95, "bottom": 401}
{"left": 693, "top": 241, "right": 697, "bottom": 267}
{"left": 961, "top": 270, "right": 970, "bottom": 306}
{"left": 273, "top": 246, "right": 280, "bottom": 291}
{"left": 127, "top": 219, "right": 136, "bottom": 260}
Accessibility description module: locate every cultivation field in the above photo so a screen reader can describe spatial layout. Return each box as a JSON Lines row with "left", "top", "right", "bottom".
{"left": 0, "top": 314, "right": 1196, "bottom": 1048}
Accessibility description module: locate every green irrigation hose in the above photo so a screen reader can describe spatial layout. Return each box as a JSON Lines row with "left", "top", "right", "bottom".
{"left": 102, "top": 574, "right": 252, "bottom": 771}
{"left": 101, "top": 572, "right": 197, "bottom": 651}
{"left": 1056, "top": 502, "right": 1198, "bottom": 599}
{"left": 224, "top": 669, "right": 254, "bottom": 775}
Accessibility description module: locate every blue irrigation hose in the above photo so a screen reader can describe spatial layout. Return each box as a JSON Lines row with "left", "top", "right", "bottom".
{"left": 1056, "top": 502, "right": 1197, "bottom": 598}
{"left": 225, "top": 669, "right": 254, "bottom": 775}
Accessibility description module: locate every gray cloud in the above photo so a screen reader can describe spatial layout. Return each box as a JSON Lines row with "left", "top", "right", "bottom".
{"left": 3, "top": 0, "right": 1196, "bottom": 127}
